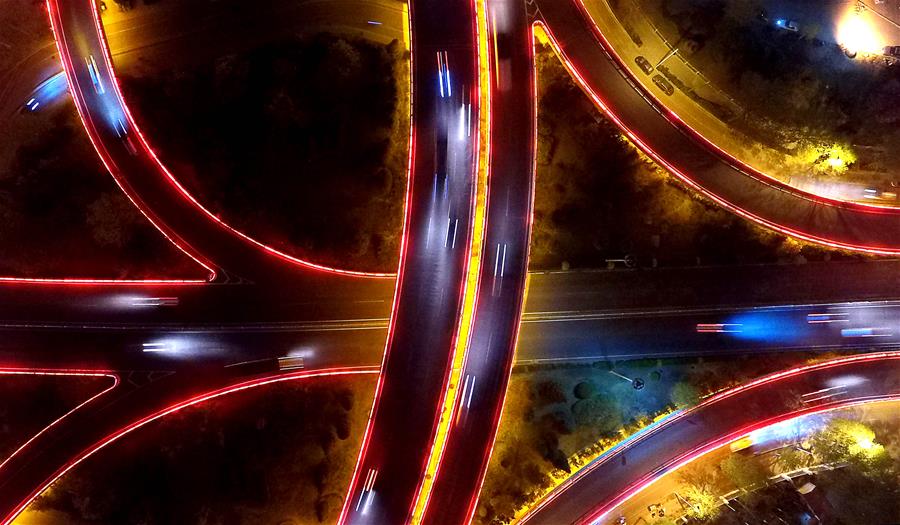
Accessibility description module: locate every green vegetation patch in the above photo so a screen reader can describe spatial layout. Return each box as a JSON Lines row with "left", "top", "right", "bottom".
{"left": 531, "top": 43, "right": 861, "bottom": 271}
{"left": 476, "top": 352, "right": 840, "bottom": 524}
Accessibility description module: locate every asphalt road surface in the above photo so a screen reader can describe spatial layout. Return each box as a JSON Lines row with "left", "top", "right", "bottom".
{"left": 338, "top": 0, "right": 481, "bottom": 522}
{"left": 421, "top": 0, "right": 537, "bottom": 521}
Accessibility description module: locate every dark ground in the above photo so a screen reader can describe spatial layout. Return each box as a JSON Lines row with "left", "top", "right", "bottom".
{"left": 0, "top": 375, "right": 111, "bottom": 462}
{"left": 120, "top": 34, "right": 409, "bottom": 274}
{"left": 1, "top": 103, "right": 201, "bottom": 278}
{"left": 28, "top": 376, "right": 375, "bottom": 524}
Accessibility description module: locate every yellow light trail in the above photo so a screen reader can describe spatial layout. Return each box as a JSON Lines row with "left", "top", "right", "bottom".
{"left": 408, "top": 0, "right": 493, "bottom": 521}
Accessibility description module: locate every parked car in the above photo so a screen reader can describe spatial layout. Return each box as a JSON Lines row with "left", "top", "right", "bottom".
{"left": 774, "top": 19, "right": 798, "bottom": 32}
{"left": 634, "top": 55, "right": 653, "bottom": 75}
{"left": 651, "top": 74, "right": 674, "bottom": 96}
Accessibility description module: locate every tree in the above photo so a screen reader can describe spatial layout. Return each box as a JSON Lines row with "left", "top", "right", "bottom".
{"left": 573, "top": 380, "right": 597, "bottom": 400}
{"left": 678, "top": 463, "right": 725, "bottom": 521}
{"left": 720, "top": 454, "right": 769, "bottom": 490}
{"left": 811, "top": 419, "right": 884, "bottom": 466}
{"left": 774, "top": 447, "right": 811, "bottom": 472}
{"left": 571, "top": 397, "right": 622, "bottom": 435}
{"left": 670, "top": 382, "right": 700, "bottom": 408}
{"left": 680, "top": 484, "right": 720, "bottom": 521}
{"left": 534, "top": 380, "right": 566, "bottom": 406}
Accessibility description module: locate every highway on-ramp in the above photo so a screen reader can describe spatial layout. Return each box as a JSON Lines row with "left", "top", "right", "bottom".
{"left": 420, "top": 0, "right": 537, "bottom": 521}
{"left": 519, "top": 352, "right": 900, "bottom": 524}
{"left": 534, "top": 0, "right": 900, "bottom": 254}
{"left": 338, "top": 0, "right": 482, "bottom": 522}
{"left": 47, "top": 0, "right": 393, "bottom": 285}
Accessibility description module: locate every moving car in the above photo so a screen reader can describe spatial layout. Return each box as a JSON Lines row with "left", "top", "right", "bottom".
{"left": 114, "top": 117, "right": 138, "bottom": 156}
{"left": 840, "top": 327, "right": 892, "bottom": 338}
{"left": 729, "top": 436, "right": 754, "bottom": 452}
{"left": 85, "top": 55, "right": 105, "bottom": 95}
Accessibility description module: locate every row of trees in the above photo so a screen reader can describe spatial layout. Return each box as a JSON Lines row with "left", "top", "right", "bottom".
{"left": 677, "top": 417, "right": 898, "bottom": 524}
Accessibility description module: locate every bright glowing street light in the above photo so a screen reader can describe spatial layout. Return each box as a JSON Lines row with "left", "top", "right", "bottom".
{"left": 837, "top": 7, "right": 884, "bottom": 57}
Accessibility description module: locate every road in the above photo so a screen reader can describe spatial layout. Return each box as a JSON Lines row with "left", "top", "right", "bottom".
{"left": 519, "top": 352, "right": 900, "bottom": 525}
{"left": 47, "top": 0, "right": 398, "bottom": 284}
{"left": 337, "top": 0, "right": 481, "bottom": 522}
{"left": 418, "top": 0, "right": 536, "bottom": 521}
{"left": 10, "top": 293, "right": 900, "bottom": 386}
{"left": 11, "top": 0, "right": 900, "bottom": 522}
{"left": 605, "top": 399, "right": 900, "bottom": 525}
{"left": 534, "top": 0, "right": 900, "bottom": 254}
{"left": 0, "top": 364, "right": 380, "bottom": 525}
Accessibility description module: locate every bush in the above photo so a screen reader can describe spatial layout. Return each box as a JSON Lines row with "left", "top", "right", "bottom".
{"left": 573, "top": 380, "right": 597, "bottom": 400}
{"left": 571, "top": 397, "right": 622, "bottom": 435}
{"left": 534, "top": 380, "right": 566, "bottom": 406}
{"left": 670, "top": 381, "right": 700, "bottom": 408}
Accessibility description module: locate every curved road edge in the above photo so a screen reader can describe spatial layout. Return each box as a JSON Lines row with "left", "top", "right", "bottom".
{"left": 534, "top": 0, "right": 900, "bottom": 254}
{"left": 519, "top": 351, "right": 900, "bottom": 524}
{"left": 47, "top": 0, "right": 396, "bottom": 283}
{"left": 0, "top": 365, "right": 379, "bottom": 525}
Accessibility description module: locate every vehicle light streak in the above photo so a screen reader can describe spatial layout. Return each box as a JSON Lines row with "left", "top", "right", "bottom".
{"left": 23, "top": 71, "right": 68, "bottom": 112}
{"left": 578, "top": 396, "right": 900, "bottom": 525}
{"left": 2, "top": 366, "right": 379, "bottom": 525}
{"left": 408, "top": 0, "right": 487, "bottom": 521}
{"left": 452, "top": 24, "right": 541, "bottom": 523}
{"left": 696, "top": 323, "right": 742, "bottom": 333}
{"left": 807, "top": 312, "right": 849, "bottom": 324}
{"left": 355, "top": 468, "right": 379, "bottom": 513}
{"left": 518, "top": 350, "right": 900, "bottom": 523}
{"left": 337, "top": 0, "right": 418, "bottom": 520}
{"left": 421, "top": 7, "right": 537, "bottom": 523}
{"left": 43, "top": 0, "right": 217, "bottom": 283}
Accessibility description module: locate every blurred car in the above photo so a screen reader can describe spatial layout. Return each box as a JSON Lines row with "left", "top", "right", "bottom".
{"left": 864, "top": 187, "right": 897, "bottom": 200}
{"left": 696, "top": 323, "right": 742, "bottom": 333}
{"left": 131, "top": 297, "right": 178, "bottom": 307}
{"left": 85, "top": 55, "right": 105, "bottom": 95}
{"left": 634, "top": 55, "right": 653, "bottom": 75}
{"left": 729, "top": 436, "right": 754, "bottom": 452}
{"left": 840, "top": 327, "right": 892, "bottom": 338}
{"left": 806, "top": 312, "right": 848, "bottom": 324}
{"left": 114, "top": 117, "right": 138, "bottom": 156}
